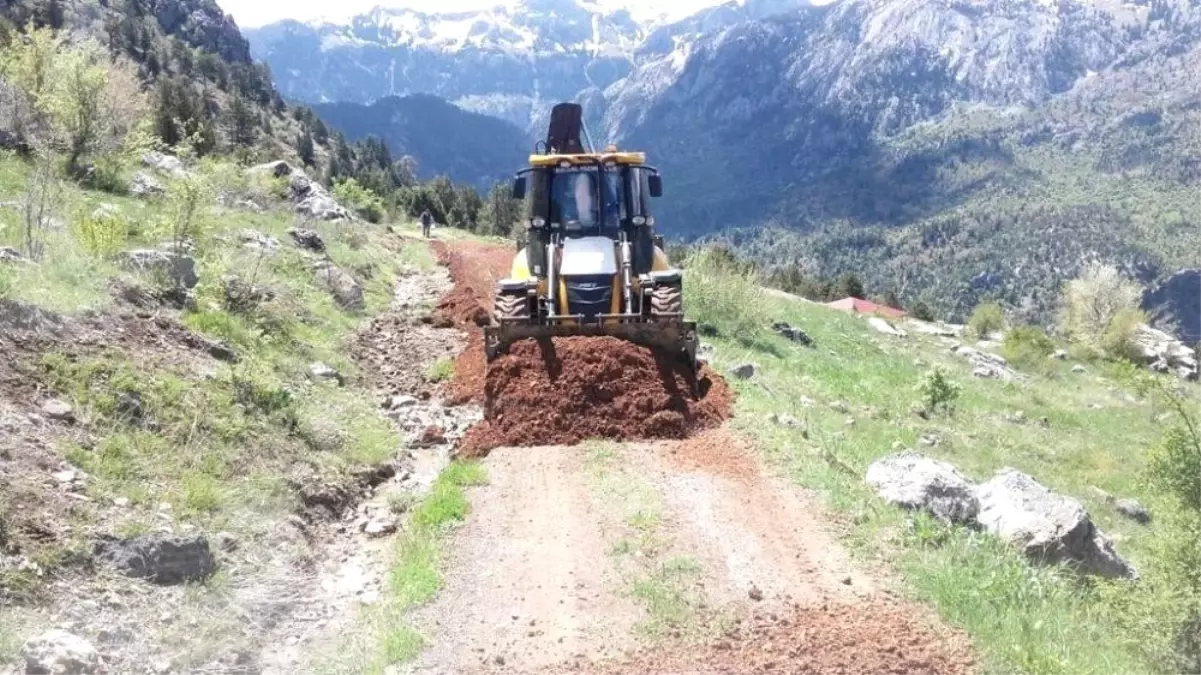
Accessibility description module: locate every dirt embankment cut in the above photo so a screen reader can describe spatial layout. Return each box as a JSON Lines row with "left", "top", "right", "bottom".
{"left": 459, "top": 336, "right": 732, "bottom": 456}
{"left": 431, "top": 240, "right": 733, "bottom": 456}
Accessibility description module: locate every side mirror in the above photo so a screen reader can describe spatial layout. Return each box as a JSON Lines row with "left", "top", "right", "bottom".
{"left": 648, "top": 174, "right": 663, "bottom": 198}
{"left": 512, "top": 176, "right": 527, "bottom": 200}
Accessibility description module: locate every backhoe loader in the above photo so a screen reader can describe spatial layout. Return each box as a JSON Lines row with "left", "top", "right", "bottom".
{"left": 483, "top": 102, "right": 698, "bottom": 367}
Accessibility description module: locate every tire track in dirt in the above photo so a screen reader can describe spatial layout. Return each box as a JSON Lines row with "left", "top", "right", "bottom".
{"left": 410, "top": 446, "right": 642, "bottom": 673}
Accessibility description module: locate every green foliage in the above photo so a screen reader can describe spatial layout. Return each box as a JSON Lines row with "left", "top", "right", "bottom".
{"left": 916, "top": 366, "right": 960, "bottom": 415}
{"left": 682, "top": 246, "right": 772, "bottom": 347}
{"left": 968, "top": 301, "right": 1005, "bottom": 339}
{"left": 332, "top": 177, "right": 386, "bottom": 223}
{"left": 910, "top": 301, "right": 936, "bottom": 322}
{"left": 424, "top": 357, "right": 454, "bottom": 383}
{"left": 1002, "top": 326, "right": 1057, "bottom": 370}
{"left": 1060, "top": 263, "right": 1147, "bottom": 360}
{"left": 69, "top": 207, "right": 128, "bottom": 257}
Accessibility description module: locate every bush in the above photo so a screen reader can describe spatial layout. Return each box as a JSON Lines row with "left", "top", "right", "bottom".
{"left": 682, "top": 246, "right": 772, "bottom": 348}
{"left": 70, "top": 208, "right": 128, "bottom": 257}
{"left": 916, "top": 366, "right": 960, "bottom": 415}
{"left": 1001, "top": 325, "right": 1057, "bottom": 370}
{"left": 1060, "top": 263, "right": 1146, "bottom": 357}
{"left": 1100, "top": 307, "right": 1148, "bottom": 362}
{"left": 910, "top": 301, "right": 936, "bottom": 322}
{"left": 968, "top": 301, "right": 1005, "bottom": 339}
{"left": 333, "top": 177, "right": 387, "bottom": 223}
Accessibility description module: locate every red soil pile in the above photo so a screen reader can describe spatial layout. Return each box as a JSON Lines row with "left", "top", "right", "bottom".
{"left": 459, "top": 336, "right": 733, "bottom": 457}
{"left": 429, "top": 240, "right": 515, "bottom": 405}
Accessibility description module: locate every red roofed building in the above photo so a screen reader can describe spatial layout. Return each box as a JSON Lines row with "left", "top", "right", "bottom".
{"left": 825, "top": 297, "right": 908, "bottom": 319}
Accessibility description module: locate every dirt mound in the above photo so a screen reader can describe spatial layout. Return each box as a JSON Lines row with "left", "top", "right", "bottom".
{"left": 548, "top": 602, "right": 974, "bottom": 675}
{"left": 429, "top": 240, "right": 515, "bottom": 405}
{"left": 459, "top": 336, "right": 733, "bottom": 456}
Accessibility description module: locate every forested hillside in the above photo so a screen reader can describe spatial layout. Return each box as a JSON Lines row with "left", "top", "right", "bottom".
{"left": 313, "top": 95, "right": 530, "bottom": 190}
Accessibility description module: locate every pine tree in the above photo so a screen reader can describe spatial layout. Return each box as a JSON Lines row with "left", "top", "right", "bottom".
{"left": 297, "top": 130, "right": 315, "bottom": 167}
{"left": 226, "top": 94, "right": 258, "bottom": 148}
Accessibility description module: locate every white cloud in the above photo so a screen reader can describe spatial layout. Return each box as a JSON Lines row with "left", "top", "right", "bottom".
{"left": 216, "top": 0, "right": 730, "bottom": 28}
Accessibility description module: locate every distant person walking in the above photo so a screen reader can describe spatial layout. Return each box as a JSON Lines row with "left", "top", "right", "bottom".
{"left": 420, "top": 209, "right": 433, "bottom": 237}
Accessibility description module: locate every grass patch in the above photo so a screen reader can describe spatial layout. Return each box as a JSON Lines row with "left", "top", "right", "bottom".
{"left": 424, "top": 357, "right": 455, "bottom": 383}
{"left": 323, "top": 461, "right": 487, "bottom": 674}
{"left": 631, "top": 556, "right": 707, "bottom": 639}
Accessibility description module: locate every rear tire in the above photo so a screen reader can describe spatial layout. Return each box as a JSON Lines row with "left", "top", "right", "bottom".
{"left": 493, "top": 291, "right": 530, "bottom": 322}
{"left": 650, "top": 283, "right": 683, "bottom": 317}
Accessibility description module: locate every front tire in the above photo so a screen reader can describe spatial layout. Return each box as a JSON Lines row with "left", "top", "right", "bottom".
{"left": 650, "top": 282, "right": 683, "bottom": 317}
{"left": 493, "top": 290, "right": 530, "bottom": 322}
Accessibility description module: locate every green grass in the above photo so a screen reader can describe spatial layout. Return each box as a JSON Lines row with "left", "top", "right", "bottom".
{"left": 687, "top": 254, "right": 1200, "bottom": 673}
{"left": 424, "top": 357, "right": 455, "bottom": 383}
{"left": 582, "top": 441, "right": 715, "bottom": 640}
{"left": 321, "top": 461, "right": 487, "bottom": 674}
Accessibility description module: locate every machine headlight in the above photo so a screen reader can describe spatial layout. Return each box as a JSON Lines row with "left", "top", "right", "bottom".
{"left": 532, "top": 217, "right": 546, "bottom": 228}
{"left": 631, "top": 216, "right": 646, "bottom": 226}
{"left": 646, "top": 216, "right": 655, "bottom": 226}
{"left": 559, "top": 161, "right": 571, "bottom": 168}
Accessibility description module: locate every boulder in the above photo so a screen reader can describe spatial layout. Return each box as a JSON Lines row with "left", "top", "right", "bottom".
{"left": 975, "top": 469, "right": 1137, "bottom": 579}
{"left": 867, "top": 317, "right": 906, "bottom": 337}
{"left": 22, "top": 629, "right": 102, "bottom": 675}
{"left": 1131, "top": 324, "right": 1197, "bottom": 381}
{"left": 1051, "top": 349, "right": 1068, "bottom": 360}
{"left": 1114, "top": 498, "right": 1151, "bottom": 525}
{"left": 866, "top": 452, "right": 979, "bottom": 523}
{"left": 288, "top": 227, "right": 326, "bottom": 252}
{"left": 729, "top": 363, "right": 756, "bottom": 379}
{"left": 771, "top": 321, "right": 814, "bottom": 346}
{"left": 1072, "top": 364, "right": 1087, "bottom": 373}
{"left": 953, "top": 344, "right": 1016, "bottom": 380}
{"left": 238, "top": 229, "right": 280, "bottom": 253}
{"left": 0, "top": 299, "right": 65, "bottom": 338}
{"left": 247, "top": 160, "right": 294, "bottom": 178}
{"left": 142, "top": 151, "right": 187, "bottom": 177}
{"left": 120, "top": 250, "right": 199, "bottom": 289}
{"left": 314, "top": 261, "right": 365, "bottom": 310}
{"left": 1, "top": 246, "right": 30, "bottom": 264}
{"left": 130, "top": 171, "right": 164, "bottom": 197}
{"left": 309, "top": 362, "right": 344, "bottom": 385}
{"left": 94, "top": 534, "right": 217, "bottom": 585}
{"left": 40, "top": 399, "right": 74, "bottom": 422}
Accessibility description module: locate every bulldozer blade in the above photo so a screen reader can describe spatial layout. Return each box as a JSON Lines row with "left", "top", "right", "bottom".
{"left": 484, "top": 319, "right": 699, "bottom": 368}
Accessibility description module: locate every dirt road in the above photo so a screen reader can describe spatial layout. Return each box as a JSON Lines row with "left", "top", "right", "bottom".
{"left": 410, "top": 239, "right": 974, "bottom": 674}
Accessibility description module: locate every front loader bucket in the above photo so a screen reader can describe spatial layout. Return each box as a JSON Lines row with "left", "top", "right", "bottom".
{"left": 484, "top": 317, "right": 699, "bottom": 369}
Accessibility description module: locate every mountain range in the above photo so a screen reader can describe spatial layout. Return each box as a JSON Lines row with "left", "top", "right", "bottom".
{"left": 239, "top": 0, "right": 1201, "bottom": 322}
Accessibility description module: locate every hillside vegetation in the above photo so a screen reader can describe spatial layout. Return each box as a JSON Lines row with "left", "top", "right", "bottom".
{"left": 683, "top": 251, "right": 1201, "bottom": 674}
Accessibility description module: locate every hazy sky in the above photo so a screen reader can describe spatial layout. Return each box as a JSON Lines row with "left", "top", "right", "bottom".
{"left": 215, "top": 0, "right": 721, "bottom": 28}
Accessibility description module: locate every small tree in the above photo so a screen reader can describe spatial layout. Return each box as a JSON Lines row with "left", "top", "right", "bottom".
{"left": 968, "top": 301, "right": 1005, "bottom": 339}
{"left": 1060, "top": 262, "right": 1147, "bottom": 358}
{"left": 830, "top": 272, "right": 865, "bottom": 300}
{"left": 296, "top": 129, "right": 315, "bottom": 167}
{"left": 916, "top": 366, "right": 960, "bottom": 415}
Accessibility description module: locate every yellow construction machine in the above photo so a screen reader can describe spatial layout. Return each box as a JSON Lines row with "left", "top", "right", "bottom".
{"left": 483, "top": 102, "right": 698, "bottom": 367}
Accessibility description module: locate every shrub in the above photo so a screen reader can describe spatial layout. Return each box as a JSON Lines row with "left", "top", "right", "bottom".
{"left": 682, "top": 246, "right": 772, "bottom": 348}
{"left": 1100, "top": 307, "right": 1148, "bottom": 362}
{"left": 909, "top": 301, "right": 936, "bottom": 322}
{"left": 70, "top": 208, "right": 127, "bottom": 257}
{"left": 1001, "top": 325, "right": 1057, "bottom": 370}
{"left": 334, "top": 177, "right": 387, "bottom": 223}
{"left": 968, "top": 301, "right": 1005, "bottom": 339}
{"left": 916, "top": 366, "right": 960, "bottom": 415}
{"left": 1059, "top": 263, "right": 1146, "bottom": 357}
